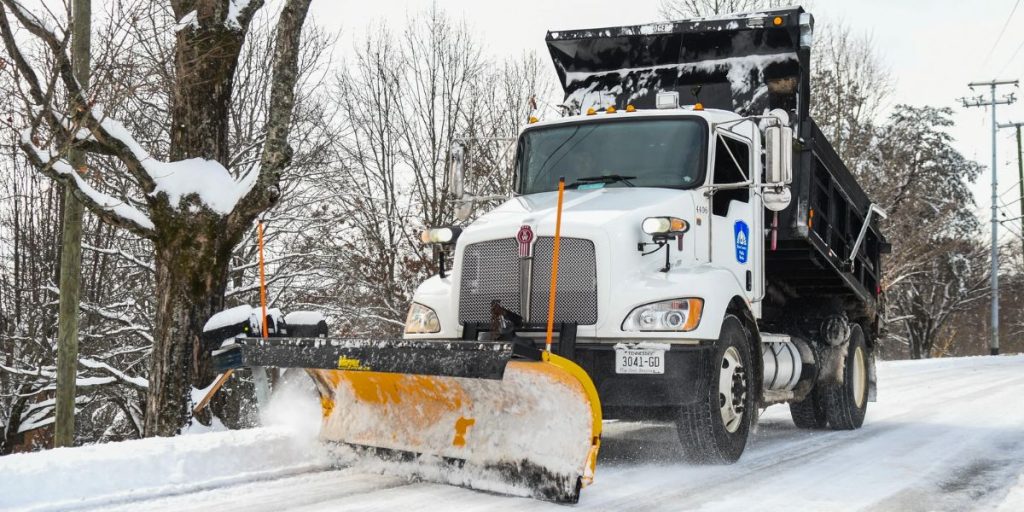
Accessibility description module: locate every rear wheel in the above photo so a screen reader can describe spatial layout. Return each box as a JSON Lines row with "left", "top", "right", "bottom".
{"left": 823, "top": 324, "right": 868, "bottom": 430}
{"left": 789, "top": 388, "right": 828, "bottom": 429}
{"left": 676, "top": 314, "right": 755, "bottom": 463}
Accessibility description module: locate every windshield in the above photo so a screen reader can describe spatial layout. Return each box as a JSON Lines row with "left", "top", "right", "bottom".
{"left": 517, "top": 118, "right": 707, "bottom": 194}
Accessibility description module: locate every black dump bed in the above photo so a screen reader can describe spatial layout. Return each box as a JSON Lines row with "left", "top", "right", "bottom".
{"left": 545, "top": 7, "right": 887, "bottom": 317}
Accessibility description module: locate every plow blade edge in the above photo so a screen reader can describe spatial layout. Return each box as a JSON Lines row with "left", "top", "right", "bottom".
{"left": 213, "top": 338, "right": 602, "bottom": 503}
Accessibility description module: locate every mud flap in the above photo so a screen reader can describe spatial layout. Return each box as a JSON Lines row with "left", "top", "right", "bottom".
{"left": 213, "top": 338, "right": 602, "bottom": 503}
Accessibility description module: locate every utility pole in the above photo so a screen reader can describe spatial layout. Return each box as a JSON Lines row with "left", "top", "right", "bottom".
{"left": 962, "top": 79, "right": 1018, "bottom": 357}
{"left": 55, "top": 0, "right": 91, "bottom": 448}
{"left": 997, "top": 121, "right": 1024, "bottom": 265}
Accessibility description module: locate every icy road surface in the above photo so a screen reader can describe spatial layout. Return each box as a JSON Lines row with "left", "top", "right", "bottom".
{"left": 4, "top": 355, "right": 1024, "bottom": 512}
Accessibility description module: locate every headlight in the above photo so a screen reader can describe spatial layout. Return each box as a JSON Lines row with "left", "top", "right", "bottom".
{"left": 404, "top": 302, "right": 440, "bottom": 334}
{"left": 622, "top": 298, "right": 703, "bottom": 332}
{"left": 420, "top": 226, "right": 462, "bottom": 245}
{"left": 642, "top": 217, "right": 689, "bottom": 236}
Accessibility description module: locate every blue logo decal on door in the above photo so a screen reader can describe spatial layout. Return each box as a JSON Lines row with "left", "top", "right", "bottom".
{"left": 734, "top": 221, "right": 749, "bottom": 264}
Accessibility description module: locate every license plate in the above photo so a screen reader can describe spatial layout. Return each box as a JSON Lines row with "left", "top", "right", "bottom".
{"left": 615, "top": 348, "right": 665, "bottom": 374}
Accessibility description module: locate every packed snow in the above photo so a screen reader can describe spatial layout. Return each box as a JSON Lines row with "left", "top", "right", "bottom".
{"left": 3, "top": 355, "right": 1023, "bottom": 512}
{"left": 284, "top": 311, "right": 326, "bottom": 326}
{"left": 203, "top": 305, "right": 257, "bottom": 332}
{"left": 97, "top": 114, "right": 256, "bottom": 215}
{"left": 562, "top": 52, "right": 797, "bottom": 115}
{"left": 174, "top": 10, "right": 198, "bottom": 32}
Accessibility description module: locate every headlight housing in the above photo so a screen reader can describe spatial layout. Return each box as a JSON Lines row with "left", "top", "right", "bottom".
{"left": 420, "top": 226, "right": 462, "bottom": 245}
{"left": 642, "top": 217, "right": 689, "bottom": 236}
{"left": 404, "top": 302, "right": 440, "bottom": 334}
{"left": 622, "top": 298, "right": 703, "bottom": 332}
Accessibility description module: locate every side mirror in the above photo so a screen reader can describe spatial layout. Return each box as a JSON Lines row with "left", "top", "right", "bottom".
{"left": 764, "top": 109, "right": 793, "bottom": 186}
{"left": 764, "top": 124, "right": 793, "bottom": 186}
{"left": 447, "top": 142, "right": 465, "bottom": 199}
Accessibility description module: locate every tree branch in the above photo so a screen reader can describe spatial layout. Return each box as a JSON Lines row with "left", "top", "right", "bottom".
{"left": 229, "top": 0, "right": 312, "bottom": 226}
{"left": 19, "top": 135, "right": 157, "bottom": 238}
{"left": 1, "top": 0, "right": 158, "bottom": 193}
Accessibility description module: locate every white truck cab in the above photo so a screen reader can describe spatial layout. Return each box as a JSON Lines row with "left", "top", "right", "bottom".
{"left": 409, "top": 106, "right": 774, "bottom": 346}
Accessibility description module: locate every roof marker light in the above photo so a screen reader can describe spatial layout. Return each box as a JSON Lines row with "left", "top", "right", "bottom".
{"left": 626, "top": 104, "right": 636, "bottom": 112}
{"left": 656, "top": 91, "right": 679, "bottom": 109}
{"left": 586, "top": 107, "right": 597, "bottom": 115}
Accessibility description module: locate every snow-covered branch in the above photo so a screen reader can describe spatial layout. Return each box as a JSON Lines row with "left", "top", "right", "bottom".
{"left": 18, "top": 133, "right": 157, "bottom": 236}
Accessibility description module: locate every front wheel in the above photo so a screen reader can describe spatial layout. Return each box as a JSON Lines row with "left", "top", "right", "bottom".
{"left": 676, "top": 314, "right": 755, "bottom": 463}
{"left": 824, "top": 324, "right": 869, "bottom": 430}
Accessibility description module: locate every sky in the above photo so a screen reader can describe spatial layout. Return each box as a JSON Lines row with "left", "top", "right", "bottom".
{"left": 310, "top": 0, "right": 1024, "bottom": 244}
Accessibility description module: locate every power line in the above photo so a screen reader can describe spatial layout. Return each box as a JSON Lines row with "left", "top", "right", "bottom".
{"left": 999, "top": 36, "right": 1024, "bottom": 76}
{"left": 984, "top": 0, "right": 1021, "bottom": 71}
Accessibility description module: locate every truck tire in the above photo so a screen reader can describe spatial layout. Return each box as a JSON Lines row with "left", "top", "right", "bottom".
{"left": 823, "top": 324, "right": 868, "bottom": 430}
{"left": 789, "top": 389, "right": 828, "bottom": 429}
{"left": 676, "top": 314, "right": 754, "bottom": 463}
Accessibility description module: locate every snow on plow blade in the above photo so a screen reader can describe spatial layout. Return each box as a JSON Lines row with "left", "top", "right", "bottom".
{"left": 213, "top": 338, "right": 602, "bottom": 503}
{"left": 546, "top": 7, "right": 812, "bottom": 116}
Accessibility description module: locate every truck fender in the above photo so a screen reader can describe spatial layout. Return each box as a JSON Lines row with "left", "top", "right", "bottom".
{"left": 725, "top": 296, "right": 763, "bottom": 408}
{"left": 406, "top": 275, "right": 459, "bottom": 339}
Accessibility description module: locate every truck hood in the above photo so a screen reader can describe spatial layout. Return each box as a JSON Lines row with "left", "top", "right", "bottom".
{"left": 466, "top": 187, "right": 698, "bottom": 238}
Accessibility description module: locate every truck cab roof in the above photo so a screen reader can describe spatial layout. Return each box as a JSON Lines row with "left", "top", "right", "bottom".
{"left": 521, "top": 107, "right": 749, "bottom": 135}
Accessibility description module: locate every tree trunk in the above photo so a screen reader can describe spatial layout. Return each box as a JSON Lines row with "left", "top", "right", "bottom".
{"left": 141, "top": 7, "right": 250, "bottom": 436}
{"left": 170, "top": 20, "right": 242, "bottom": 162}
{"left": 144, "top": 219, "right": 235, "bottom": 436}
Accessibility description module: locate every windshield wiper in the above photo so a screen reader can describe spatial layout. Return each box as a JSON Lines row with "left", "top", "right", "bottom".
{"left": 567, "top": 175, "right": 637, "bottom": 188}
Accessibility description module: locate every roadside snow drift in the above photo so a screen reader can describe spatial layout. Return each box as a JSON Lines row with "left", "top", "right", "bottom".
{"left": 0, "top": 427, "right": 330, "bottom": 511}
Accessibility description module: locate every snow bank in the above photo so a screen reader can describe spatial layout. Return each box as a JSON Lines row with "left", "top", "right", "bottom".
{"left": 998, "top": 473, "right": 1024, "bottom": 512}
{"left": 0, "top": 427, "right": 330, "bottom": 511}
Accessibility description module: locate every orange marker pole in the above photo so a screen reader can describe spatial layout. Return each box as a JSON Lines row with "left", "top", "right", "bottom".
{"left": 258, "top": 221, "right": 269, "bottom": 338}
{"left": 545, "top": 177, "right": 566, "bottom": 353}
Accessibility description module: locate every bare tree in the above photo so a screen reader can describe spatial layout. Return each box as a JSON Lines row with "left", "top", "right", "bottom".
{"left": 810, "top": 24, "right": 893, "bottom": 172}
{"left": 0, "top": 0, "right": 314, "bottom": 436}
{"left": 659, "top": 0, "right": 791, "bottom": 18}
{"left": 867, "top": 106, "right": 986, "bottom": 359}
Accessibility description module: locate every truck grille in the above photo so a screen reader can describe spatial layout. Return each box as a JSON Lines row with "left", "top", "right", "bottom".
{"left": 458, "top": 237, "right": 598, "bottom": 325}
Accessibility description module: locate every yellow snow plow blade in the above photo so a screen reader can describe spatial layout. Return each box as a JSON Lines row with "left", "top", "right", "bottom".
{"left": 307, "top": 351, "right": 601, "bottom": 502}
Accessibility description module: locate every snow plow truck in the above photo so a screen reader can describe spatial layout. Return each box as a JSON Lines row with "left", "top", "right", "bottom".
{"left": 202, "top": 6, "right": 888, "bottom": 503}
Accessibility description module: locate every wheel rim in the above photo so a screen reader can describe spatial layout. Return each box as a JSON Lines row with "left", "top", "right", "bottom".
{"left": 719, "top": 346, "right": 747, "bottom": 433}
{"left": 852, "top": 345, "right": 866, "bottom": 408}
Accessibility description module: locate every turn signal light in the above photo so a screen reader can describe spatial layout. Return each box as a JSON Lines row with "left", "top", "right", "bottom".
{"left": 773, "top": 16, "right": 784, "bottom": 26}
{"left": 642, "top": 217, "right": 690, "bottom": 235}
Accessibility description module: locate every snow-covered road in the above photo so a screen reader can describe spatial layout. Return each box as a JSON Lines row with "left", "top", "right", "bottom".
{"left": 4, "top": 355, "right": 1024, "bottom": 512}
